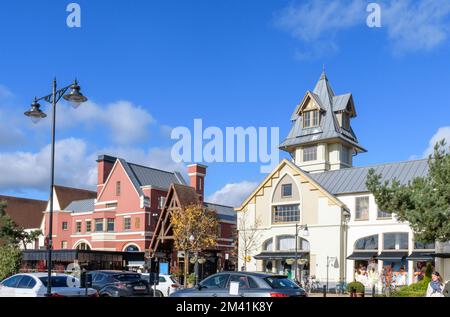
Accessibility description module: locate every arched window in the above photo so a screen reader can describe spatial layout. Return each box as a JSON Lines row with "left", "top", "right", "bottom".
{"left": 75, "top": 242, "right": 91, "bottom": 250}
{"left": 124, "top": 244, "right": 139, "bottom": 252}
{"left": 383, "top": 232, "right": 408, "bottom": 250}
{"left": 263, "top": 238, "right": 273, "bottom": 251}
{"left": 354, "top": 235, "right": 378, "bottom": 250}
{"left": 277, "top": 235, "right": 296, "bottom": 251}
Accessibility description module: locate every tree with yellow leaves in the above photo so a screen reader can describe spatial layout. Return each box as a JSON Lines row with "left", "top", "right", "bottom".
{"left": 171, "top": 203, "right": 219, "bottom": 287}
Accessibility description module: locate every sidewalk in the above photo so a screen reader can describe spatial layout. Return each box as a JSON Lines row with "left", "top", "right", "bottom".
{"left": 308, "top": 292, "right": 349, "bottom": 297}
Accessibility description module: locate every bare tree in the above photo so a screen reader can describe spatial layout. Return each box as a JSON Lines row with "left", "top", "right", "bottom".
{"left": 237, "top": 208, "right": 263, "bottom": 271}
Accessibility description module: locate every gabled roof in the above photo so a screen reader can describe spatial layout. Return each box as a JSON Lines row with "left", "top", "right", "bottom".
{"left": 0, "top": 195, "right": 47, "bottom": 229}
{"left": 64, "top": 199, "right": 95, "bottom": 213}
{"left": 280, "top": 71, "right": 366, "bottom": 153}
{"left": 112, "top": 158, "right": 186, "bottom": 197}
{"left": 54, "top": 185, "right": 97, "bottom": 210}
{"left": 309, "top": 159, "right": 429, "bottom": 195}
{"left": 235, "top": 159, "right": 347, "bottom": 212}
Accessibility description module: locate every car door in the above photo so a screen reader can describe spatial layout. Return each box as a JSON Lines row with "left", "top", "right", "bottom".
{"left": 197, "top": 274, "right": 230, "bottom": 297}
{"left": 0, "top": 275, "right": 23, "bottom": 297}
{"left": 15, "top": 275, "right": 38, "bottom": 297}
{"left": 90, "top": 273, "right": 105, "bottom": 291}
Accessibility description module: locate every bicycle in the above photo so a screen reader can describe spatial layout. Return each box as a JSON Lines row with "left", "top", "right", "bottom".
{"left": 303, "top": 275, "right": 321, "bottom": 293}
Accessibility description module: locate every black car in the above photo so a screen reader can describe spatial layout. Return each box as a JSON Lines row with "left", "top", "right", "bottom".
{"left": 87, "top": 270, "right": 152, "bottom": 297}
{"left": 170, "top": 272, "right": 307, "bottom": 297}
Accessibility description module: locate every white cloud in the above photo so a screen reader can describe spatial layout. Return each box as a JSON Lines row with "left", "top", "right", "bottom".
{"left": 274, "top": 0, "right": 450, "bottom": 58}
{"left": 382, "top": 0, "right": 450, "bottom": 54}
{"left": 207, "top": 181, "right": 258, "bottom": 207}
{"left": 57, "top": 100, "right": 155, "bottom": 145}
{"left": 97, "top": 145, "right": 186, "bottom": 176}
{"left": 0, "top": 138, "right": 97, "bottom": 192}
{"left": 422, "top": 126, "right": 450, "bottom": 157}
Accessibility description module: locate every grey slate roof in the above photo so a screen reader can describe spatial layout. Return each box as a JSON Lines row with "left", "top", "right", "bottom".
{"left": 116, "top": 158, "right": 186, "bottom": 196}
{"left": 64, "top": 199, "right": 95, "bottom": 213}
{"left": 204, "top": 202, "right": 237, "bottom": 222}
{"left": 280, "top": 72, "right": 366, "bottom": 153}
{"left": 309, "top": 159, "right": 429, "bottom": 195}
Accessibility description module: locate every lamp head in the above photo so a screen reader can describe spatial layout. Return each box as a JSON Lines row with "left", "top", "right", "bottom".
{"left": 24, "top": 99, "right": 47, "bottom": 124}
{"left": 302, "top": 225, "right": 309, "bottom": 237}
{"left": 63, "top": 79, "right": 88, "bottom": 108}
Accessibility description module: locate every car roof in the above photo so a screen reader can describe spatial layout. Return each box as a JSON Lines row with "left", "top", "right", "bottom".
{"left": 91, "top": 270, "right": 139, "bottom": 274}
{"left": 12, "top": 273, "right": 70, "bottom": 278}
{"left": 218, "top": 272, "right": 287, "bottom": 278}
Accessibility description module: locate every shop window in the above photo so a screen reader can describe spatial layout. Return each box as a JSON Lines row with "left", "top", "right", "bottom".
{"left": 277, "top": 236, "right": 296, "bottom": 251}
{"left": 383, "top": 232, "right": 408, "bottom": 250}
{"left": 354, "top": 235, "right": 378, "bottom": 250}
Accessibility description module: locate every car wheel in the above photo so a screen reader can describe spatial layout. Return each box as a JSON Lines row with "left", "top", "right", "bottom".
{"left": 152, "top": 290, "right": 163, "bottom": 297}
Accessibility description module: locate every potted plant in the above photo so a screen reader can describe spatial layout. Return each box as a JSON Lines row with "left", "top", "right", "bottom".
{"left": 187, "top": 273, "right": 196, "bottom": 288}
{"left": 347, "top": 281, "right": 365, "bottom": 297}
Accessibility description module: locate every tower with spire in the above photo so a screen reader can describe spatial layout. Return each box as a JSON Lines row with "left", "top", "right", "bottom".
{"left": 279, "top": 71, "right": 366, "bottom": 173}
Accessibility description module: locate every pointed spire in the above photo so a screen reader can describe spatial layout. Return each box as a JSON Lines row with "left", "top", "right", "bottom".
{"left": 320, "top": 64, "right": 327, "bottom": 80}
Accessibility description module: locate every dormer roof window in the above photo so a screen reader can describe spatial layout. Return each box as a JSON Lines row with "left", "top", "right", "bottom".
{"left": 303, "top": 109, "right": 319, "bottom": 128}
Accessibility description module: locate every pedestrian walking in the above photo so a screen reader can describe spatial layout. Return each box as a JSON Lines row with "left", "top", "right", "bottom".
{"left": 426, "top": 272, "right": 445, "bottom": 297}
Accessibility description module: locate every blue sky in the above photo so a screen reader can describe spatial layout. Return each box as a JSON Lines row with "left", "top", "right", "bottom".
{"left": 0, "top": 0, "right": 449, "bottom": 206}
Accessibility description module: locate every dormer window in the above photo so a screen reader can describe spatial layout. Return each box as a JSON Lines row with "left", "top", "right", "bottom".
{"left": 303, "top": 110, "right": 319, "bottom": 128}
{"left": 342, "top": 113, "right": 350, "bottom": 130}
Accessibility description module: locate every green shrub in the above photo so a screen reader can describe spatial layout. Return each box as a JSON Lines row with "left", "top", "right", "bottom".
{"left": 0, "top": 245, "right": 21, "bottom": 281}
{"left": 187, "top": 273, "right": 196, "bottom": 285}
{"left": 391, "top": 277, "right": 430, "bottom": 297}
{"left": 347, "top": 281, "right": 365, "bottom": 293}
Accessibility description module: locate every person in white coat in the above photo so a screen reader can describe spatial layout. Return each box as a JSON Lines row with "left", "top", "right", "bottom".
{"left": 426, "top": 272, "right": 445, "bottom": 297}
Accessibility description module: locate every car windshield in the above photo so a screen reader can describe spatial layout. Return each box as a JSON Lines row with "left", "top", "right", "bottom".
{"left": 113, "top": 274, "right": 141, "bottom": 282}
{"left": 39, "top": 276, "right": 73, "bottom": 287}
{"left": 264, "top": 277, "right": 300, "bottom": 289}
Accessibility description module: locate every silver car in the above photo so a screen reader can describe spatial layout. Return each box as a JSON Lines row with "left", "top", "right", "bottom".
{"left": 170, "top": 272, "right": 307, "bottom": 297}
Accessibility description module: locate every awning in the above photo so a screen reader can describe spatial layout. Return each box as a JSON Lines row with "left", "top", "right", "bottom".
{"left": 253, "top": 252, "right": 308, "bottom": 260}
{"left": 347, "top": 251, "right": 378, "bottom": 260}
{"left": 406, "top": 251, "right": 435, "bottom": 261}
{"left": 377, "top": 251, "right": 408, "bottom": 261}
{"left": 434, "top": 253, "right": 450, "bottom": 259}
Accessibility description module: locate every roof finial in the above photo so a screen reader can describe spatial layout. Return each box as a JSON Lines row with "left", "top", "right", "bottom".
{"left": 320, "top": 64, "right": 327, "bottom": 80}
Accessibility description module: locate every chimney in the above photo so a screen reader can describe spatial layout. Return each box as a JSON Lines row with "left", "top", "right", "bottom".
{"left": 97, "top": 155, "right": 116, "bottom": 195}
{"left": 187, "top": 164, "right": 207, "bottom": 201}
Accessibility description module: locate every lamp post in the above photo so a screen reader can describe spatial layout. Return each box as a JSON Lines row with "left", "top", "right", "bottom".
{"left": 189, "top": 234, "right": 199, "bottom": 287}
{"left": 294, "top": 224, "right": 309, "bottom": 284}
{"left": 24, "top": 78, "right": 88, "bottom": 296}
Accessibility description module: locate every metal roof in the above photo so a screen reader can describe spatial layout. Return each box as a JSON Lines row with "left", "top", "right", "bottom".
{"left": 204, "top": 202, "right": 237, "bottom": 222}
{"left": 280, "top": 71, "right": 366, "bottom": 152}
{"left": 309, "top": 159, "right": 429, "bottom": 195}
{"left": 64, "top": 198, "right": 95, "bottom": 213}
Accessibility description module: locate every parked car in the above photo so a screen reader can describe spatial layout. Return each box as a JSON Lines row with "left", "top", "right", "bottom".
{"left": 0, "top": 273, "right": 98, "bottom": 297}
{"left": 141, "top": 273, "right": 181, "bottom": 296}
{"left": 87, "top": 270, "right": 152, "bottom": 297}
{"left": 170, "top": 272, "right": 307, "bottom": 297}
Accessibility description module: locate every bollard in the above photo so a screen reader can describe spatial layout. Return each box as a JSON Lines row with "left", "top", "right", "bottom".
{"left": 323, "top": 285, "right": 327, "bottom": 297}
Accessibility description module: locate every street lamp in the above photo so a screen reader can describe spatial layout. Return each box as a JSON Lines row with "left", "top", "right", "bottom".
{"left": 24, "top": 78, "right": 88, "bottom": 296}
{"left": 189, "top": 234, "right": 200, "bottom": 286}
{"left": 294, "top": 224, "right": 309, "bottom": 285}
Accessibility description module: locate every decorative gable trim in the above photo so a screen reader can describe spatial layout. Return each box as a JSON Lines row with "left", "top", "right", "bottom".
{"left": 235, "top": 159, "right": 347, "bottom": 212}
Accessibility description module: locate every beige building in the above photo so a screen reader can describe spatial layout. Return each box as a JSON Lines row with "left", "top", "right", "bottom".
{"left": 236, "top": 72, "right": 449, "bottom": 291}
